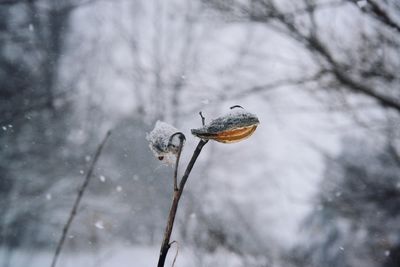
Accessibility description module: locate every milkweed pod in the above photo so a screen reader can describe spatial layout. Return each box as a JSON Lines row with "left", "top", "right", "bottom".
{"left": 191, "top": 108, "right": 260, "bottom": 143}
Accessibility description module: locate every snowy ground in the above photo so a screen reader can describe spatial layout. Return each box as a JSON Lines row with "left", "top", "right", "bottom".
{"left": 1, "top": 245, "right": 248, "bottom": 267}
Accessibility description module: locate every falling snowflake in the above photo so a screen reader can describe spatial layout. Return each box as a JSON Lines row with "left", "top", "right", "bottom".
{"left": 94, "top": 221, "right": 105, "bottom": 229}
{"left": 201, "top": 98, "right": 210, "bottom": 105}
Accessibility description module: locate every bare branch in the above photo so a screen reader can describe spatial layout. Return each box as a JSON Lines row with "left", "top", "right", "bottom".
{"left": 271, "top": 11, "right": 400, "bottom": 113}
{"left": 50, "top": 130, "right": 112, "bottom": 267}
{"left": 207, "top": 0, "right": 400, "bottom": 113}
{"left": 348, "top": 0, "right": 400, "bottom": 33}
{"left": 330, "top": 66, "right": 400, "bottom": 112}
{"left": 232, "top": 71, "right": 327, "bottom": 99}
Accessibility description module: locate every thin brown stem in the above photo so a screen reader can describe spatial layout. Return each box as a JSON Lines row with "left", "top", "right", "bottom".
{"left": 157, "top": 139, "right": 208, "bottom": 267}
{"left": 169, "top": 132, "right": 185, "bottom": 191}
{"left": 50, "top": 130, "right": 111, "bottom": 267}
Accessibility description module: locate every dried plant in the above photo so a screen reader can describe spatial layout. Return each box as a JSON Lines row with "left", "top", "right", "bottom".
{"left": 147, "top": 106, "right": 259, "bottom": 267}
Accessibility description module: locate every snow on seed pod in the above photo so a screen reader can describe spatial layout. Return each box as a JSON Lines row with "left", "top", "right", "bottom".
{"left": 146, "top": 121, "right": 185, "bottom": 164}
{"left": 191, "top": 106, "right": 259, "bottom": 143}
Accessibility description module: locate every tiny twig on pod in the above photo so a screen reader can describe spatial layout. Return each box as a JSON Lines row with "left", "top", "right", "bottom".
{"left": 199, "top": 111, "right": 205, "bottom": 126}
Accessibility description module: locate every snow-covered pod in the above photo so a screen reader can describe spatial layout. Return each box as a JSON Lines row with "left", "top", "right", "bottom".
{"left": 191, "top": 106, "right": 260, "bottom": 143}
{"left": 146, "top": 121, "right": 185, "bottom": 163}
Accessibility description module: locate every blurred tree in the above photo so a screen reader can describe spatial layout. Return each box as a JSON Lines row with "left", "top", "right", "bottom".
{"left": 0, "top": 0, "right": 98, "bottom": 257}
{"left": 289, "top": 137, "right": 400, "bottom": 267}
{"left": 202, "top": 0, "right": 400, "bottom": 113}
{"left": 108, "top": 0, "right": 207, "bottom": 123}
{"left": 198, "top": 3, "right": 400, "bottom": 265}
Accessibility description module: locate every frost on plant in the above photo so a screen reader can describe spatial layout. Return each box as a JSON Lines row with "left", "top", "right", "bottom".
{"left": 191, "top": 107, "right": 260, "bottom": 143}
{"left": 146, "top": 121, "right": 183, "bottom": 164}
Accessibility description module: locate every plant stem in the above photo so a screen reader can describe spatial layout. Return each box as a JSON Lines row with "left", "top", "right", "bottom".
{"left": 50, "top": 130, "right": 111, "bottom": 267}
{"left": 157, "top": 139, "right": 208, "bottom": 267}
{"left": 170, "top": 133, "right": 185, "bottom": 191}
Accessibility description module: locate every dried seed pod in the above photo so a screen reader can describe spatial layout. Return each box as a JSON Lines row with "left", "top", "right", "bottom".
{"left": 191, "top": 107, "right": 260, "bottom": 143}
{"left": 146, "top": 121, "right": 184, "bottom": 163}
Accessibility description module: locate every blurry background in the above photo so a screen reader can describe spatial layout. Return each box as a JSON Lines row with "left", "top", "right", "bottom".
{"left": 1, "top": 0, "right": 400, "bottom": 266}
